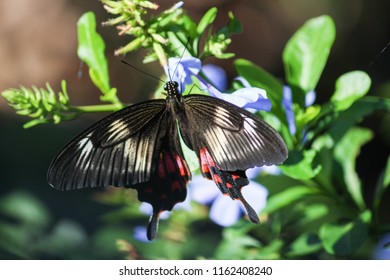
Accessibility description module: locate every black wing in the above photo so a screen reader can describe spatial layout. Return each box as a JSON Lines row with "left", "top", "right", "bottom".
{"left": 48, "top": 99, "right": 168, "bottom": 191}
{"left": 179, "top": 94, "right": 288, "bottom": 171}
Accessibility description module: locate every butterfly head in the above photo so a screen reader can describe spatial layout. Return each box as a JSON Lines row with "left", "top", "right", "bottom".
{"left": 164, "top": 81, "right": 180, "bottom": 97}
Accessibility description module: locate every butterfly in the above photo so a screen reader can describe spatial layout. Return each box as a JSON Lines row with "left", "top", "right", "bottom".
{"left": 48, "top": 80, "right": 288, "bottom": 240}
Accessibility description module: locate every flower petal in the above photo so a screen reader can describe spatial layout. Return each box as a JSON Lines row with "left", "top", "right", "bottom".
{"left": 139, "top": 203, "right": 170, "bottom": 220}
{"left": 305, "top": 90, "right": 316, "bottom": 107}
{"left": 189, "top": 175, "right": 220, "bottom": 205}
{"left": 133, "top": 226, "right": 152, "bottom": 243}
{"left": 210, "top": 87, "right": 271, "bottom": 111}
{"left": 234, "top": 76, "right": 252, "bottom": 88}
{"left": 209, "top": 195, "right": 242, "bottom": 227}
{"left": 372, "top": 233, "right": 390, "bottom": 260}
{"left": 282, "top": 85, "right": 296, "bottom": 135}
{"left": 202, "top": 64, "right": 228, "bottom": 92}
{"left": 240, "top": 182, "right": 268, "bottom": 213}
{"left": 166, "top": 57, "right": 202, "bottom": 89}
{"left": 246, "top": 167, "right": 262, "bottom": 179}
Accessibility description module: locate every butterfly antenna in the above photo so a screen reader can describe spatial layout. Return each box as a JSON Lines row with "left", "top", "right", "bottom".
{"left": 369, "top": 41, "right": 390, "bottom": 67}
{"left": 121, "top": 60, "right": 165, "bottom": 83}
{"left": 169, "top": 37, "right": 191, "bottom": 92}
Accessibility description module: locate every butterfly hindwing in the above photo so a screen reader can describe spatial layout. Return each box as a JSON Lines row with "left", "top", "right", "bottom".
{"left": 48, "top": 99, "right": 168, "bottom": 191}
{"left": 179, "top": 94, "right": 288, "bottom": 171}
{"left": 199, "top": 147, "right": 260, "bottom": 224}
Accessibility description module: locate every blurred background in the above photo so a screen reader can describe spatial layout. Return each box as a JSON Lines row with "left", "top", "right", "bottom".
{"left": 0, "top": 0, "right": 389, "bottom": 259}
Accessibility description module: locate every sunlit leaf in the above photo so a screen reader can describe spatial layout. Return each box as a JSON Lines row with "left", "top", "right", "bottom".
{"left": 280, "top": 149, "right": 322, "bottom": 180}
{"left": 196, "top": 7, "right": 217, "bottom": 35}
{"left": 373, "top": 155, "right": 390, "bottom": 211}
{"left": 77, "top": 12, "right": 111, "bottom": 95}
{"left": 262, "top": 186, "right": 319, "bottom": 214}
{"left": 331, "top": 71, "right": 371, "bottom": 111}
{"left": 286, "top": 232, "right": 322, "bottom": 257}
{"left": 319, "top": 210, "right": 371, "bottom": 256}
{"left": 334, "top": 127, "right": 373, "bottom": 210}
{"left": 283, "top": 15, "right": 336, "bottom": 92}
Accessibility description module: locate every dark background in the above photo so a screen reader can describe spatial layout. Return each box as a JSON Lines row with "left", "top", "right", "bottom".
{"left": 0, "top": 0, "right": 389, "bottom": 258}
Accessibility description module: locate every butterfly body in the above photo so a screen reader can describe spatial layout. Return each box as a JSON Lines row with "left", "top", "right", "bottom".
{"left": 48, "top": 81, "right": 287, "bottom": 240}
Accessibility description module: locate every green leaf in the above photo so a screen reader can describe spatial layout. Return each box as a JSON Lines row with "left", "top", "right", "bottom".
{"left": 115, "top": 37, "right": 144, "bottom": 56}
{"left": 0, "top": 191, "right": 51, "bottom": 227}
{"left": 215, "top": 225, "right": 261, "bottom": 260}
{"left": 283, "top": 15, "right": 336, "bottom": 92}
{"left": 196, "top": 7, "right": 217, "bottom": 35}
{"left": 262, "top": 185, "right": 319, "bottom": 214}
{"left": 319, "top": 210, "right": 371, "bottom": 256}
{"left": 77, "top": 12, "right": 111, "bottom": 95}
{"left": 286, "top": 232, "right": 322, "bottom": 257}
{"left": 334, "top": 127, "right": 373, "bottom": 210}
{"left": 307, "top": 96, "right": 390, "bottom": 146}
{"left": 331, "top": 71, "right": 371, "bottom": 111}
{"left": 167, "top": 32, "right": 193, "bottom": 57}
{"left": 279, "top": 149, "right": 322, "bottom": 180}
{"left": 373, "top": 155, "right": 390, "bottom": 212}
{"left": 383, "top": 156, "right": 390, "bottom": 187}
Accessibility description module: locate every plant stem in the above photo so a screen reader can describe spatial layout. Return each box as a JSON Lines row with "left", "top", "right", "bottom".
{"left": 71, "top": 103, "right": 126, "bottom": 113}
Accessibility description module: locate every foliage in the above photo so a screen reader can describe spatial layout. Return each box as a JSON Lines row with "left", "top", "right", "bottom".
{"left": 1, "top": 0, "right": 390, "bottom": 259}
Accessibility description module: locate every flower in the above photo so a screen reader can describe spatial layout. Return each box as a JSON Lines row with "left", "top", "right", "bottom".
{"left": 165, "top": 56, "right": 271, "bottom": 112}
{"left": 133, "top": 226, "right": 152, "bottom": 243}
{"left": 201, "top": 64, "right": 228, "bottom": 92}
{"left": 164, "top": 57, "right": 201, "bottom": 91}
{"left": 372, "top": 233, "right": 390, "bottom": 259}
{"left": 282, "top": 86, "right": 317, "bottom": 136}
{"left": 282, "top": 86, "right": 296, "bottom": 135}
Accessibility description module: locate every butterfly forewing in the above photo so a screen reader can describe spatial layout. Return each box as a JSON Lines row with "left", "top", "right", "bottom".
{"left": 48, "top": 99, "right": 168, "bottom": 191}
{"left": 179, "top": 94, "right": 288, "bottom": 171}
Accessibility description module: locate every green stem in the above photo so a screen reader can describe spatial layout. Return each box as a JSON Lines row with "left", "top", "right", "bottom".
{"left": 71, "top": 103, "right": 126, "bottom": 113}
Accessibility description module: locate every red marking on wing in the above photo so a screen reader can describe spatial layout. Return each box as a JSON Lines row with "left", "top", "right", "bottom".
{"left": 175, "top": 154, "right": 190, "bottom": 178}
{"left": 213, "top": 174, "right": 222, "bottom": 184}
{"left": 163, "top": 151, "right": 176, "bottom": 173}
{"left": 199, "top": 147, "right": 211, "bottom": 175}
{"left": 204, "top": 147, "right": 216, "bottom": 167}
{"left": 171, "top": 180, "right": 182, "bottom": 191}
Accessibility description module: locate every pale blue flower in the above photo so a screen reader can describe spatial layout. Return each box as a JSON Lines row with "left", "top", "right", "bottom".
{"left": 282, "top": 86, "right": 317, "bottom": 136}
{"left": 133, "top": 226, "right": 152, "bottom": 243}
{"left": 201, "top": 64, "right": 228, "bottom": 92}
{"left": 166, "top": 56, "right": 271, "bottom": 112}
{"left": 282, "top": 86, "right": 296, "bottom": 135}
{"left": 165, "top": 57, "right": 201, "bottom": 91}
{"left": 372, "top": 233, "right": 390, "bottom": 259}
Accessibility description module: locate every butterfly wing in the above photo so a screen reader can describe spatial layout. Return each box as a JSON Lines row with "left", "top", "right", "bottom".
{"left": 180, "top": 94, "right": 288, "bottom": 171}
{"left": 177, "top": 94, "right": 287, "bottom": 223}
{"left": 48, "top": 99, "right": 169, "bottom": 191}
{"left": 48, "top": 98, "right": 191, "bottom": 240}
